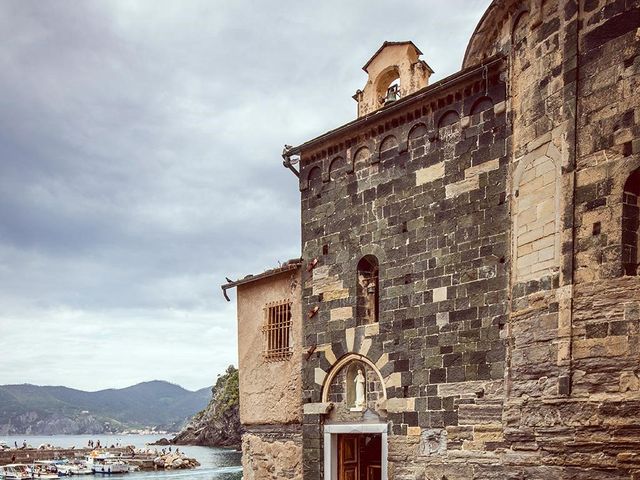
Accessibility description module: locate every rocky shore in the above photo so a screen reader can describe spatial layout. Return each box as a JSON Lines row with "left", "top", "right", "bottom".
{"left": 152, "top": 451, "right": 200, "bottom": 470}
{"left": 170, "top": 366, "right": 242, "bottom": 448}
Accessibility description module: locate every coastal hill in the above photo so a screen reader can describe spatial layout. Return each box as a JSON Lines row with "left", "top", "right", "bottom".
{"left": 0, "top": 381, "right": 210, "bottom": 435}
{"left": 171, "top": 365, "right": 242, "bottom": 447}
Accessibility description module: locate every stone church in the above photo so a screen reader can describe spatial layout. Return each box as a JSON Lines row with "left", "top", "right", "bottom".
{"left": 222, "top": 0, "right": 640, "bottom": 478}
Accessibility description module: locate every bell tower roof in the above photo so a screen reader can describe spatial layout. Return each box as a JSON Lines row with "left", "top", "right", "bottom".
{"left": 362, "top": 41, "right": 430, "bottom": 72}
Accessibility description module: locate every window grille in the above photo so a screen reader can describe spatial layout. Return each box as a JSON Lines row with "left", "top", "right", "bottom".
{"left": 263, "top": 300, "right": 293, "bottom": 361}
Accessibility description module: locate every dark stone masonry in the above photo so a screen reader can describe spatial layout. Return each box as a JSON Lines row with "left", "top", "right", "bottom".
{"left": 228, "top": 0, "right": 640, "bottom": 479}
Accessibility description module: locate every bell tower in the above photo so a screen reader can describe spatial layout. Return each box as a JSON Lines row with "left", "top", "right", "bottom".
{"left": 353, "top": 41, "right": 433, "bottom": 118}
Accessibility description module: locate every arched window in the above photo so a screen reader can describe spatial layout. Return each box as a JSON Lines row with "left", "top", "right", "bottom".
{"left": 622, "top": 168, "right": 640, "bottom": 276}
{"left": 357, "top": 255, "right": 379, "bottom": 324}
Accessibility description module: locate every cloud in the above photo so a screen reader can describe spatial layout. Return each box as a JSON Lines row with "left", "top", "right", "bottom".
{"left": 0, "top": 0, "right": 491, "bottom": 390}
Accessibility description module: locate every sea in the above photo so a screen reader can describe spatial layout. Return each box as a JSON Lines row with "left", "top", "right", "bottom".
{"left": 0, "top": 435, "right": 242, "bottom": 480}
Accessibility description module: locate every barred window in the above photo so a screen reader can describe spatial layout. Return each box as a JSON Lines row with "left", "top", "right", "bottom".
{"left": 263, "top": 300, "right": 293, "bottom": 361}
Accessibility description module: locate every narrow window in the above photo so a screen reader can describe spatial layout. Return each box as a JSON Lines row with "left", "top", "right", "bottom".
{"left": 262, "top": 299, "right": 292, "bottom": 361}
{"left": 357, "top": 255, "right": 379, "bottom": 324}
{"left": 622, "top": 169, "right": 640, "bottom": 276}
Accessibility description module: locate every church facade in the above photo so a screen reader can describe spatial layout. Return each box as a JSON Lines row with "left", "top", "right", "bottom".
{"left": 224, "top": 0, "right": 640, "bottom": 478}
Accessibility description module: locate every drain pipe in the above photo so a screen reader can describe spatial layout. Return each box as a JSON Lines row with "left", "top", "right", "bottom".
{"left": 282, "top": 145, "right": 300, "bottom": 178}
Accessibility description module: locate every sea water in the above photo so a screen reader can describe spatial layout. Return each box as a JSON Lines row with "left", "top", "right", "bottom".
{"left": 0, "top": 434, "right": 242, "bottom": 480}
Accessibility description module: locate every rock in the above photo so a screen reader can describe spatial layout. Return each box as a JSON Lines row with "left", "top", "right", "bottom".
{"left": 171, "top": 366, "right": 242, "bottom": 448}
{"left": 150, "top": 438, "right": 170, "bottom": 445}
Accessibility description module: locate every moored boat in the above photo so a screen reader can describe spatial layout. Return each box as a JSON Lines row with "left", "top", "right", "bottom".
{"left": 86, "top": 452, "right": 129, "bottom": 475}
{"left": 30, "top": 462, "right": 59, "bottom": 479}
{"left": 0, "top": 464, "right": 33, "bottom": 480}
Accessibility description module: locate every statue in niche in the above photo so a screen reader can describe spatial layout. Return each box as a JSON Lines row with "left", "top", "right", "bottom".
{"left": 352, "top": 368, "right": 366, "bottom": 411}
{"left": 357, "top": 255, "right": 379, "bottom": 324}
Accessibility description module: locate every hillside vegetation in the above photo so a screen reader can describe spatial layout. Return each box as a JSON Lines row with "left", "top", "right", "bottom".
{"left": 171, "top": 365, "right": 242, "bottom": 447}
{"left": 0, "top": 381, "right": 210, "bottom": 434}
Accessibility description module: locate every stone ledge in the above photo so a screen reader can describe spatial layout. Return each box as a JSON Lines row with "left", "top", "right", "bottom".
{"left": 303, "top": 402, "right": 334, "bottom": 415}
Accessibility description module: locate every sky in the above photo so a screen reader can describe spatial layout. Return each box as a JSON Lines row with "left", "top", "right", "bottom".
{"left": 0, "top": 0, "right": 491, "bottom": 392}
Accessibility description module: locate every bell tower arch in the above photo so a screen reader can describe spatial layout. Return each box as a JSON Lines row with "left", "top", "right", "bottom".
{"left": 352, "top": 41, "right": 433, "bottom": 118}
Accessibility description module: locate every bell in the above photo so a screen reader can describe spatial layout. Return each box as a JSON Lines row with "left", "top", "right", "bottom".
{"left": 384, "top": 84, "right": 399, "bottom": 105}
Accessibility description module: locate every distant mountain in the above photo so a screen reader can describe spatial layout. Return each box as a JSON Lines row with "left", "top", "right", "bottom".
{"left": 0, "top": 381, "right": 211, "bottom": 435}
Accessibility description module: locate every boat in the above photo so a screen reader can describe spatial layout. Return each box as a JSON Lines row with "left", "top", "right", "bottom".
{"left": 0, "top": 464, "right": 33, "bottom": 480}
{"left": 67, "top": 462, "right": 93, "bottom": 476}
{"left": 30, "top": 462, "right": 59, "bottom": 479}
{"left": 86, "top": 452, "right": 129, "bottom": 475}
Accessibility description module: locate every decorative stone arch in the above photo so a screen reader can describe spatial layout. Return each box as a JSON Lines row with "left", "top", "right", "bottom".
{"left": 321, "top": 353, "right": 388, "bottom": 404}
{"left": 377, "top": 134, "right": 398, "bottom": 164}
{"left": 301, "top": 164, "right": 323, "bottom": 191}
{"left": 328, "top": 156, "right": 346, "bottom": 181}
{"left": 406, "top": 122, "right": 430, "bottom": 160}
{"left": 353, "top": 146, "right": 372, "bottom": 170}
{"left": 511, "top": 146, "right": 562, "bottom": 282}
{"left": 437, "top": 109, "right": 460, "bottom": 129}
{"left": 510, "top": 7, "right": 530, "bottom": 38}
{"left": 373, "top": 65, "right": 401, "bottom": 105}
{"left": 379, "top": 135, "right": 398, "bottom": 152}
{"left": 622, "top": 164, "right": 640, "bottom": 276}
{"left": 469, "top": 96, "right": 494, "bottom": 116}
{"left": 354, "top": 244, "right": 387, "bottom": 266}
{"left": 463, "top": 0, "right": 521, "bottom": 68}
{"left": 407, "top": 122, "right": 429, "bottom": 141}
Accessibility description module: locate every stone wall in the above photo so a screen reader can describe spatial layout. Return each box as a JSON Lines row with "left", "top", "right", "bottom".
{"left": 290, "top": 0, "right": 640, "bottom": 479}
{"left": 241, "top": 427, "right": 303, "bottom": 480}
{"left": 0, "top": 448, "right": 130, "bottom": 466}
{"left": 299, "top": 56, "right": 509, "bottom": 478}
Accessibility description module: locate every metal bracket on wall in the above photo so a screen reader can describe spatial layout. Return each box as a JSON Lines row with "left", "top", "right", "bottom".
{"left": 305, "top": 344, "right": 317, "bottom": 360}
{"left": 307, "top": 258, "right": 318, "bottom": 272}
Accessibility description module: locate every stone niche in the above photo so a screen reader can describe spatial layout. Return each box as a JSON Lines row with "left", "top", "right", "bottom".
{"left": 326, "top": 360, "right": 386, "bottom": 422}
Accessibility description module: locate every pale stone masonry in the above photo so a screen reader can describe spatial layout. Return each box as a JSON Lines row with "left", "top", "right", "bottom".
{"left": 224, "top": 1, "right": 640, "bottom": 478}
{"left": 223, "top": 262, "right": 304, "bottom": 480}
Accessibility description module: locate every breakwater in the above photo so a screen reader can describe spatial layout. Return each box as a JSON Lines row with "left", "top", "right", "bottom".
{"left": 0, "top": 448, "right": 129, "bottom": 466}
{"left": 0, "top": 448, "right": 199, "bottom": 471}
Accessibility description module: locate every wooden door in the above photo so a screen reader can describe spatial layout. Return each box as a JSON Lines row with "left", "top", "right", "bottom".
{"left": 338, "top": 434, "right": 359, "bottom": 480}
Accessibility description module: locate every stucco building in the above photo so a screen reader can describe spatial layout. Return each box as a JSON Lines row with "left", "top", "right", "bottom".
{"left": 223, "top": 0, "right": 640, "bottom": 478}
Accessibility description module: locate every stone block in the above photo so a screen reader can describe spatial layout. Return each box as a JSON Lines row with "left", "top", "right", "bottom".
{"left": 416, "top": 162, "right": 445, "bottom": 186}
{"left": 433, "top": 286, "right": 448, "bottom": 302}
{"left": 330, "top": 307, "right": 352, "bottom": 321}
{"left": 302, "top": 402, "right": 333, "bottom": 415}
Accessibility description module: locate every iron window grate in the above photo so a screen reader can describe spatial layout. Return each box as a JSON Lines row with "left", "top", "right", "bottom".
{"left": 262, "top": 299, "right": 293, "bottom": 362}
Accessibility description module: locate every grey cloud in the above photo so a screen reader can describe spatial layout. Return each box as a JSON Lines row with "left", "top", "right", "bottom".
{"left": 0, "top": 0, "right": 491, "bottom": 390}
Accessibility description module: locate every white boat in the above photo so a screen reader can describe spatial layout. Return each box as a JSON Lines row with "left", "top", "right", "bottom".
{"left": 0, "top": 464, "right": 33, "bottom": 480}
{"left": 30, "top": 462, "right": 59, "bottom": 479}
{"left": 86, "top": 453, "right": 129, "bottom": 475}
{"left": 67, "top": 462, "right": 93, "bottom": 476}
